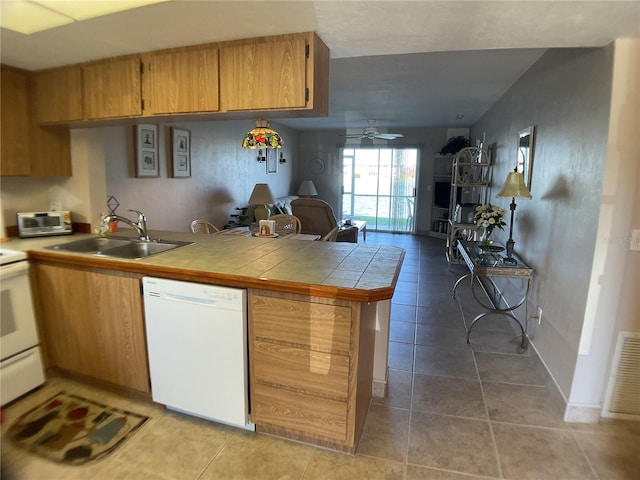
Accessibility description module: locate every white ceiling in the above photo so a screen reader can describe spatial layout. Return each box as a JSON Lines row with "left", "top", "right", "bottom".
{"left": 2, "top": 1, "right": 639, "bottom": 131}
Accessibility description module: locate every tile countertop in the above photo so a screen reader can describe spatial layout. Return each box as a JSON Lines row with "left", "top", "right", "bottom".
{"left": 14, "top": 229, "right": 405, "bottom": 302}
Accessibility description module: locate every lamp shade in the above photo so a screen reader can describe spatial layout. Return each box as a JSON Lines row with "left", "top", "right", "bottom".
{"left": 248, "top": 183, "right": 275, "bottom": 205}
{"left": 297, "top": 180, "right": 318, "bottom": 196}
{"left": 496, "top": 172, "right": 532, "bottom": 199}
{"left": 242, "top": 120, "right": 284, "bottom": 149}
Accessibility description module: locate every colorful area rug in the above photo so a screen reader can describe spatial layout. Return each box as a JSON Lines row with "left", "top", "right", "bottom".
{"left": 8, "top": 391, "right": 149, "bottom": 465}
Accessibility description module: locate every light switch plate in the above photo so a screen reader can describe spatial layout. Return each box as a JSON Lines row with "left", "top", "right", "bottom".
{"left": 630, "top": 229, "right": 640, "bottom": 251}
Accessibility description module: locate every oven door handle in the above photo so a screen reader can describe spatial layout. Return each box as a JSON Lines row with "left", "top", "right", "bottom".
{"left": 1, "top": 348, "right": 39, "bottom": 368}
{"left": 0, "top": 261, "right": 29, "bottom": 280}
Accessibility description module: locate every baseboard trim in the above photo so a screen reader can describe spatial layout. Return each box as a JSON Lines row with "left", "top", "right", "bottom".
{"left": 527, "top": 339, "right": 603, "bottom": 423}
{"left": 564, "top": 403, "right": 602, "bottom": 423}
{"left": 458, "top": 267, "right": 603, "bottom": 424}
{"left": 526, "top": 340, "right": 570, "bottom": 415}
{"left": 372, "top": 372, "right": 388, "bottom": 398}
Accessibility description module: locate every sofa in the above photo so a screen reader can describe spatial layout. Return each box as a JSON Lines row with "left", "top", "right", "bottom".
{"left": 244, "top": 195, "right": 299, "bottom": 224}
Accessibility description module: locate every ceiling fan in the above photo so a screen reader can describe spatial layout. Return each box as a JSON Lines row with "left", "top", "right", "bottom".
{"left": 344, "top": 119, "right": 404, "bottom": 141}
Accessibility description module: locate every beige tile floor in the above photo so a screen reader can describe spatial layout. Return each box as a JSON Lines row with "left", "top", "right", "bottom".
{"left": 2, "top": 233, "right": 639, "bottom": 479}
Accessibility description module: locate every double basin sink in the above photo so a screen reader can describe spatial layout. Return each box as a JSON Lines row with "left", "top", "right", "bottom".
{"left": 47, "top": 236, "right": 193, "bottom": 260}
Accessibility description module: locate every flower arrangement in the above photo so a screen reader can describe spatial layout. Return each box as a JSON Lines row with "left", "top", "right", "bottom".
{"left": 473, "top": 204, "right": 507, "bottom": 238}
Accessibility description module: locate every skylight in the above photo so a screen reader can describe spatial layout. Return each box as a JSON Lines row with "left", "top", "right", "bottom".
{"left": 0, "top": 0, "right": 168, "bottom": 35}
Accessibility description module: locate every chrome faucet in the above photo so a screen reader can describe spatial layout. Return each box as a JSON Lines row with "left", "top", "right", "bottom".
{"left": 103, "top": 209, "right": 150, "bottom": 241}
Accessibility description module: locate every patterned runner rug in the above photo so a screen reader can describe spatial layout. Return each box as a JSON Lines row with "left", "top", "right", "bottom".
{"left": 8, "top": 391, "right": 149, "bottom": 465}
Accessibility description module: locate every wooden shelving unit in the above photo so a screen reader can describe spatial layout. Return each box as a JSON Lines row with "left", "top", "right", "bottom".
{"left": 429, "top": 155, "right": 454, "bottom": 239}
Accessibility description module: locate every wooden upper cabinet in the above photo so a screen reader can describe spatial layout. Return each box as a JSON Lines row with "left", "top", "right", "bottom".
{"left": 1, "top": 66, "right": 31, "bottom": 175}
{"left": 82, "top": 57, "right": 142, "bottom": 119}
{"left": 220, "top": 34, "right": 309, "bottom": 111}
{"left": 29, "top": 126, "right": 72, "bottom": 177}
{"left": 1, "top": 65, "right": 71, "bottom": 177}
{"left": 15, "top": 32, "right": 328, "bottom": 126}
{"left": 306, "top": 32, "right": 330, "bottom": 117}
{"left": 31, "top": 66, "right": 83, "bottom": 124}
{"left": 145, "top": 46, "right": 219, "bottom": 115}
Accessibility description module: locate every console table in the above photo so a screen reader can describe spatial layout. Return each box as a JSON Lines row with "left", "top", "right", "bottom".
{"left": 452, "top": 241, "right": 534, "bottom": 353}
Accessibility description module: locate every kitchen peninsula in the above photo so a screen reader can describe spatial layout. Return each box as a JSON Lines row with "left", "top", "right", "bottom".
{"left": 19, "top": 231, "right": 404, "bottom": 453}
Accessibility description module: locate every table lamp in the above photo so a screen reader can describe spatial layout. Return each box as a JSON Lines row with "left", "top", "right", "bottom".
{"left": 496, "top": 169, "right": 532, "bottom": 261}
{"left": 297, "top": 180, "right": 318, "bottom": 198}
{"left": 249, "top": 183, "right": 275, "bottom": 221}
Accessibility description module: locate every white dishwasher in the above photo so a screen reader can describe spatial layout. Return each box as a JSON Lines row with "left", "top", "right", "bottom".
{"left": 142, "top": 277, "right": 254, "bottom": 430}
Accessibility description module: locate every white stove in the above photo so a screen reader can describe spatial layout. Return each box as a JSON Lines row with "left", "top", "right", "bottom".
{"left": 0, "top": 248, "right": 27, "bottom": 266}
{"left": 0, "top": 247, "right": 45, "bottom": 405}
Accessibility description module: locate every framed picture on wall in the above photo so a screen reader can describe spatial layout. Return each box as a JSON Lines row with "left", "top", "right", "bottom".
{"left": 170, "top": 127, "right": 191, "bottom": 178}
{"left": 516, "top": 125, "right": 536, "bottom": 191}
{"left": 266, "top": 149, "right": 278, "bottom": 174}
{"left": 135, "top": 124, "right": 159, "bottom": 177}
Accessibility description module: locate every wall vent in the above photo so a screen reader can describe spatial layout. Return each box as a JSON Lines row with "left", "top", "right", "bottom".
{"left": 602, "top": 332, "right": 640, "bottom": 420}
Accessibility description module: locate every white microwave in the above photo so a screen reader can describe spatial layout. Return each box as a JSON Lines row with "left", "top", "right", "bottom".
{"left": 17, "top": 211, "right": 73, "bottom": 238}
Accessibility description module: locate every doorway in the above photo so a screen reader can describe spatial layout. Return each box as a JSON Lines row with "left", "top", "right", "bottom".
{"left": 341, "top": 147, "right": 418, "bottom": 233}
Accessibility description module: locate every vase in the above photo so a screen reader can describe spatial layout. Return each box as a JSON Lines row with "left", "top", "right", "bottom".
{"left": 479, "top": 229, "right": 493, "bottom": 246}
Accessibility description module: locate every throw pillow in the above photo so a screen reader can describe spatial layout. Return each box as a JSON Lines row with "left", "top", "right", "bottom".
{"left": 273, "top": 203, "right": 285, "bottom": 215}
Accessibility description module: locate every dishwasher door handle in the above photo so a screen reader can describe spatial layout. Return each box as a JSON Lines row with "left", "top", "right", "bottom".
{"left": 154, "top": 293, "right": 218, "bottom": 307}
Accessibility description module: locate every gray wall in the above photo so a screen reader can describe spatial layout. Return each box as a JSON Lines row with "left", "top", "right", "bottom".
{"left": 471, "top": 46, "right": 614, "bottom": 403}
{"left": 102, "top": 120, "right": 298, "bottom": 232}
{"left": 1, "top": 120, "right": 300, "bottom": 233}
{"left": 295, "top": 127, "right": 449, "bottom": 232}
{"left": 568, "top": 38, "right": 640, "bottom": 415}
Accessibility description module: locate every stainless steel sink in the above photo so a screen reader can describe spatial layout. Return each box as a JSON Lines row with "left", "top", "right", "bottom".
{"left": 48, "top": 237, "right": 132, "bottom": 254}
{"left": 47, "top": 236, "right": 192, "bottom": 259}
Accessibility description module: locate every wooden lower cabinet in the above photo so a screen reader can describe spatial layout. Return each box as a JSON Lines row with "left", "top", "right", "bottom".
{"left": 248, "top": 289, "right": 376, "bottom": 453}
{"left": 252, "top": 384, "right": 348, "bottom": 441}
{"left": 31, "top": 262, "right": 149, "bottom": 393}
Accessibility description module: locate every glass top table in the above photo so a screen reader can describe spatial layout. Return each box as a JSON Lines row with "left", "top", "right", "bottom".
{"left": 453, "top": 241, "right": 534, "bottom": 353}
{"left": 456, "top": 241, "right": 533, "bottom": 278}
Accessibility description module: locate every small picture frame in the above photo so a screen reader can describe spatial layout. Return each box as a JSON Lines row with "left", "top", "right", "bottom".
{"left": 135, "top": 124, "right": 159, "bottom": 177}
{"left": 170, "top": 127, "right": 191, "bottom": 178}
{"left": 266, "top": 149, "right": 278, "bottom": 174}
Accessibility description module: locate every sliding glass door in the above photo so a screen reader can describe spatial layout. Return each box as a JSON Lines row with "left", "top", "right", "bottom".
{"left": 342, "top": 147, "right": 418, "bottom": 233}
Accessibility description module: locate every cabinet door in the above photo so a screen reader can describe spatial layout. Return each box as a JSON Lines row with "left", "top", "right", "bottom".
{"left": 220, "top": 35, "right": 307, "bottom": 111}
{"left": 249, "top": 292, "right": 353, "bottom": 444}
{"left": 83, "top": 57, "right": 142, "bottom": 119}
{"left": 0, "top": 66, "right": 31, "bottom": 175}
{"left": 29, "top": 126, "right": 72, "bottom": 177}
{"left": 32, "top": 263, "right": 149, "bottom": 393}
{"left": 146, "top": 46, "right": 219, "bottom": 114}
{"left": 31, "top": 66, "right": 83, "bottom": 124}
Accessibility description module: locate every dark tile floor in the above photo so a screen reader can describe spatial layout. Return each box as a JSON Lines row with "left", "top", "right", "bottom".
{"left": 2, "top": 232, "right": 638, "bottom": 479}
{"left": 364, "top": 232, "right": 640, "bottom": 479}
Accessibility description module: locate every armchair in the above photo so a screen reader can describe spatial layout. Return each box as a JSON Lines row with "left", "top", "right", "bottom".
{"left": 290, "top": 199, "right": 358, "bottom": 242}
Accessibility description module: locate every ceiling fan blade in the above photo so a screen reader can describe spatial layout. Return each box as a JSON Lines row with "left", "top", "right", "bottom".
{"left": 375, "top": 133, "right": 404, "bottom": 140}
{"left": 343, "top": 134, "right": 366, "bottom": 139}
